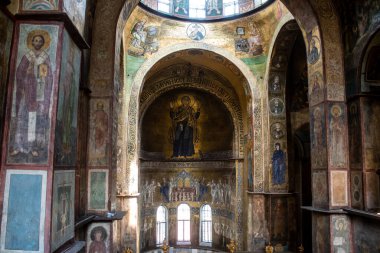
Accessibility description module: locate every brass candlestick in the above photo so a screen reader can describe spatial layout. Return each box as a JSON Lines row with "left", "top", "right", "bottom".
{"left": 265, "top": 243, "right": 274, "bottom": 253}
{"left": 161, "top": 239, "right": 170, "bottom": 253}
{"left": 227, "top": 239, "right": 236, "bottom": 253}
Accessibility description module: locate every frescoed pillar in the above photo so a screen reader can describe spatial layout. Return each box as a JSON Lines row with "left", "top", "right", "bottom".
{"left": 306, "top": 24, "right": 351, "bottom": 253}
{"left": 360, "top": 98, "right": 380, "bottom": 211}
{"left": 0, "top": 1, "right": 87, "bottom": 252}
{"left": 0, "top": 21, "right": 63, "bottom": 253}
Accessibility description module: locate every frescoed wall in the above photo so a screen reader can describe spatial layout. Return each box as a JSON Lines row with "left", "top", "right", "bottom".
{"left": 86, "top": 222, "right": 111, "bottom": 253}
{"left": 51, "top": 170, "right": 75, "bottom": 251}
{"left": 362, "top": 98, "right": 380, "bottom": 171}
{"left": 352, "top": 216, "right": 380, "bottom": 252}
{"left": 348, "top": 101, "right": 362, "bottom": 169}
{"left": 328, "top": 104, "right": 347, "bottom": 169}
{"left": 312, "top": 214, "right": 330, "bottom": 253}
{"left": 124, "top": 2, "right": 288, "bottom": 64}
{"left": 140, "top": 168, "right": 235, "bottom": 251}
{"left": 88, "top": 169, "right": 109, "bottom": 211}
{"left": 21, "top": 0, "right": 87, "bottom": 34}
{"left": 7, "top": 23, "right": 60, "bottom": 165}
{"left": 0, "top": 10, "right": 13, "bottom": 139}
{"left": 350, "top": 171, "right": 363, "bottom": 209}
{"left": 63, "top": 0, "right": 87, "bottom": 35}
{"left": 310, "top": 105, "right": 327, "bottom": 169}
{"left": 331, "top": 215, "right": 350, "bottom": 253}
{"left": 141, "top": 89, "right": 234, "bottom": 159}
{"left": 88, "top": 99, "right": 110, "bottom": 166}
{"left": 2, "top": 1, "right": 379, "bottom": 253}
{"left": 271, "top": 197, "right": 288, "bottom": 243}
{"left": 54, "top": 29, "right": 81, "bottom": 166}
{"left": 247, "top": 195, "right": 267, "bottom": 251}
{"left": 22, "top": 0, "right": 59, "bottom": 11}
{"left": 0, "top": 170, "right": 47, "bottom": 253}
{"left": 340, "top": 1, "right": 380, "bottom": 54}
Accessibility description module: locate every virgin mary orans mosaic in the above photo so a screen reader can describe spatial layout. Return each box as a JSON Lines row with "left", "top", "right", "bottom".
{"left": 169, "top": 95, "right": 200, "bottom": 158}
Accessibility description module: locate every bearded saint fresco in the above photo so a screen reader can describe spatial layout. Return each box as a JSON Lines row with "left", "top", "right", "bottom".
{"left": 9, "top": 29, "right": 54, "bottom": 163}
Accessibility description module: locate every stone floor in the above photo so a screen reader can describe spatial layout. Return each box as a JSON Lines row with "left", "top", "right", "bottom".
{"left": 143, "top": 248, "right": 226, "bottom": 253}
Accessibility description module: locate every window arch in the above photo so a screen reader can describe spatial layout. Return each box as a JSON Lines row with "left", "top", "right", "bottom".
{"left": 156, "top": 205, "right": 168, "bottom": 245}
{"left": 177, "top": 203, "right": 191, "bottom": 243}
{"left": 200, "top": 204, "right": 212, "bottom": 245}
{"left": 141, "top": 0, "right": 272, "bottom": 21}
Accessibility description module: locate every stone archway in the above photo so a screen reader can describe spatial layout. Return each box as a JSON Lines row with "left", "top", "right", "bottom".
{"left": 263, "top": 16, "right": 314, "bottom": 251}
{"left": 116, "top": 43, "right": 260, "bottom": 251}
{"left": 116, "top": 41, "right": 260, "bottom": 189}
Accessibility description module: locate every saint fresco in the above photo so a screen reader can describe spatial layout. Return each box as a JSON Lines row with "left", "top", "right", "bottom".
{"left": 55, "top": 30, "right": 80, "bottom": 166}
{"left": 271, "top": 198, "right": 287, "bottom": 241}
{"left": 309, "top": 71, "right": 323, "bottom": 106}
{"left": 87, "top": 223, "right": 110, "bottom": 253}
{"left": 206, "top": 0, "right": 222, "bottom": 17}
{"left": 329, "top": 104, "right": 346, "bottom": 168}
{"left": 234, "top": 23, "right": 264, "bottom": 56}
{"left": 269, "top": 75, "right": 282, "bottom": 93}
{"left": 187, "top": 23, "right": 206, "bottom": 41}
{"left": 88, "top": 169, "right": 108, "bottom": 210}
{"left": 311, "top": 106, "right": 327, "bottom": 168}
{"left": 307, "top": 34, "right": 320, "bottom": 64}
{"left": 173, "top": 0, "right": 189, "bottom": 17}
{"left": 7, "top": 24, "right": 59, "bottom": 164}
{"left": 51, "top": 170, "right": 75, "bottom": 251}
{"left": 269, "top": 98, "right": 284, "bottom": 116}
{"left": 88, "top": 99, "right": 109, "bottom": 166}
{"left": 271, "top": 122, "right": 285, "bottom": 140}
{"left": 129, "top": 20, "right": 160, "bottom": 56}
{"left": 271, "top": 143, "right": 286, "bottom": 185}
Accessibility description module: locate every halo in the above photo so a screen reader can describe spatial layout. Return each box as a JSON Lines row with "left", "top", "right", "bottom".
{"left": 334, "top": 218, "right": 346, "bottom": 230}
{"left": 349, "top": 103, "right": 357, "bottom": 114}
{"left": 269, "top": 98, "right": 284, "bottom": 115}
{"left": 27, "top": 29, "right": 51, "bottom": 50}
{"left": 176, "top": 94, "right": 196, "bottom": 107}
{"left": 270, "top": 122, "right": 285, "bottom": 139}
{"left": 313, "top": 107, "right": 321, "bottom": 117}
{"left": 90, "top": 226, "right": 108, "bottom": 241}
{"left": 331, "top": 105, "right": 342, "bottom": 117}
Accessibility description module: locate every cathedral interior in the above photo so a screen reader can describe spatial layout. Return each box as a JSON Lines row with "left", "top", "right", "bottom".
{"left": 0, "top": 0, "right": 380, "bottom": 252}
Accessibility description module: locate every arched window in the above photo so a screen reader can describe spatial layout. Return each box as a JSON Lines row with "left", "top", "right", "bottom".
{"left": 189, "top": 0, "right": 206, "bottom": 19}
{"left": 200, "top": 204, "right": 212, "bottom": 245}
{"left": 156, "top": 206, "right": 167, "bottom": 245}
{"left": 157, "top": 0, "right": 170, "bottom": 13}
{"left": 177, "top": 203, "right": 191, "bottom": 243}
{"left": 223, "top": 0, "right": 239, "bottom": 16}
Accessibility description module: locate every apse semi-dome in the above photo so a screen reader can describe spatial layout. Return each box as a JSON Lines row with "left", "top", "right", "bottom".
{"left": 139, "top": 0, "right": 273, "bottom": 21}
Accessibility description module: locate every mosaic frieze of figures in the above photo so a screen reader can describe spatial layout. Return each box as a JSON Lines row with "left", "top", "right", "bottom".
{"left": 141, "top": 170, "right": 235, "bottom": 208}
